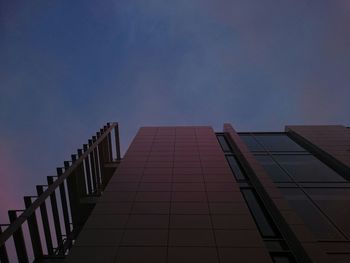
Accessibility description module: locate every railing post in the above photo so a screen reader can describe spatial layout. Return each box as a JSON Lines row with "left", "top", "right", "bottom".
{"left": 0, "top": 226, "right": 9, "bottom": 263}
{"left": 97, "top": 132, "right": 106, "bottom": 188}
{"left": 36, "top": 185, "right": 54, "bottom": 255}
{"left": 24, "top": 196, "right": 43, "bottom": 260}
{"left": 8, "top": 211, "right": 29, "bottom": 263}
{"left": 99, "top": 128, "right": 114, "bottom": 188}
{"left": 66, "top": 155, "right": 82, "bottom": 230}
{"left": 101, "top": 127, "right": 110, "bottom": 163}
{"left": 105, "top": 125, "right": 113, "bottom": 162}
{"left": 88, "top": 139, "right": 98, "bottom": 194}
{"left": 92, "top": 136, "right": 102, "bottom": 193}
{"left": 57, "top": 167, "right": 71, "bottom": 239}
{"left": 47, "top": 177, "right": 63, "bottom": 253}
{"left": 77, "top": 150, "right": 87, "bottom": 197}
{"left": 114, "top": 123, "right": 121, "bottom": 160}
{"left": 83, "top": 144, "right": 93, "bottom": 195}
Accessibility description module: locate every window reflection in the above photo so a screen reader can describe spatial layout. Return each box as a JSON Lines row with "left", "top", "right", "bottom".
{"left": 241, "top": 189, "right": 277, "bottom": 237}
{"left": 255, "top": 155, "right": 292, "bottom": 182}
{"left": 306, "top": 188, "right": 350, "bottom": 201}
{"left": 280, "top": 188, "right": 345, "bottom": 240}
{"left": 305, "top": 188, "right": 350, "bottom": 237}
{"left": 217, "top": 135, "right": 231, "bottom": 152}
{"left": 253, "top": 134, "right": 306, "bottom": 152}
{"left": 274, "top": 155, "right": 346, "bottom": 182}
{"left": 226, "top": 155, "right": 247, "bottom": 181}
{"left": 239, "top": 134, "right": 265, "bottom": 152}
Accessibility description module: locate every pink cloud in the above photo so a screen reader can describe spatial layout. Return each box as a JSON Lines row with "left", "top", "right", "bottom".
{"left": 0, "top": 141, "right": 25, "bottom": 223}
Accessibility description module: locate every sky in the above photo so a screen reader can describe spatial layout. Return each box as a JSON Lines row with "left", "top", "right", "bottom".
{"left": 0, "top": 0, "right": 349, "bottom": 221}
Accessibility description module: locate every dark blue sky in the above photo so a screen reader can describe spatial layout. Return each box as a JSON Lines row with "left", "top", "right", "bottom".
{"left": 0, "top": 0, "right": 349, "bottom": 220}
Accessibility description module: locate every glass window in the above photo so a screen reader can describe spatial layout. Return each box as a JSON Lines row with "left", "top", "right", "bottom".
{"left": 305, "top": 188, "right": 350, "bottom": 237}
{"left": 274, "top": 155, "right": 346, "bottom": 182}
{"left": 280, "top": 188, "right": 345, "bottom": 240}
{"left": 217, "top": 135, "right": 231, "bottom": 152}
{"left": 255, "top": 155, "right": 292, "bottom": 182}
{"left": 226, "top": 155, "right": 247, "bottom": 181}
{"left": 239, "top": 134, "right": 265, "bottom": 152}
{"left": 253, "top": 134, "right": 306, "bottom": 152}
{"left": 305, "top": 188, "right": 350, "bottom": 201}
{"left": 241, "top": 189, "right": 277, "bottom": 237}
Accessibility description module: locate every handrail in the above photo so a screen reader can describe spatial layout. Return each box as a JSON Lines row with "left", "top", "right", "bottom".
{"left": 0, "top": 122, "right": 121, "bottom": 262}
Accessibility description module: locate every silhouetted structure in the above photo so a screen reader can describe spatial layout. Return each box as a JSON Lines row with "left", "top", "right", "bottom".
{"left": 0, "top": 123, "right": 121, "bottom": 262}
{"left": 1, "top": 123, "right": 349, "bottom": 262}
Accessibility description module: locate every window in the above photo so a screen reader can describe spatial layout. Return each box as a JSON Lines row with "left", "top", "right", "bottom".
{"left": 220, "top": 133, "right": 298, "bottom": 261}
{"left": 280, "top": 188, "right": 344, "bottom": 240}
{"left": 239, "top": 134, "right": 265, "bottom": 152}
{"left": 255, "top": 155, "right": 292, "bottom": 182}
{"left": 253, "top": 134, "right": 306, "bottom": 152}
{"left": 305, "top": 188, "right": 350, "bottom": 201}
{"left": 226, "top": 155, "right": 247, "bottom": 181}
{"left": 274, "top": 155, "right": 346, "bottom": 182}
{"left": 217, "top": 135, "right": 231, "bottom": 152}
{"left": 305, "top": 188, "right": 350, "bottom": 237}
{"left": 241, "top": 189, "right": 277, "bottom": 237}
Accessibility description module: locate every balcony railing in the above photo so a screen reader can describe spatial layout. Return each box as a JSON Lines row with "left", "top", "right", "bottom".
{"left": 0, "top": 122, "right": 121, "bottom": 262}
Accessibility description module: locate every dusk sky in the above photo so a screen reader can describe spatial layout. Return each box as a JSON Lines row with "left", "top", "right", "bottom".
{"left": 0, "top": 1, "right": 349, "bottom": 221}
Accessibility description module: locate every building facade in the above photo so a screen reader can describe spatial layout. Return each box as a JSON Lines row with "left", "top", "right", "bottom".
{"left": 0, "top": 123, "right": 349, "bottom": 262}
{"left": 65, "top": 124, "right": 350, "bottom": 263}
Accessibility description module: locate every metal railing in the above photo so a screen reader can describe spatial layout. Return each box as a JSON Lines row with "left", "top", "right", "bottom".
{"left": 0, "top": 122, "right": 121, "bottom": 262}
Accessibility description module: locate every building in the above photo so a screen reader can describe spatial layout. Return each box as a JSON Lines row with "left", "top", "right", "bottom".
{"left": 0, "top": 123, "right": 349, "bottom": 262}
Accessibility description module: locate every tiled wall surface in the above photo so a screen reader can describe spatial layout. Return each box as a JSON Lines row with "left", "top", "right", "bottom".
{"left": 65, "top": 126, "right": 271, "bottom": 263}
